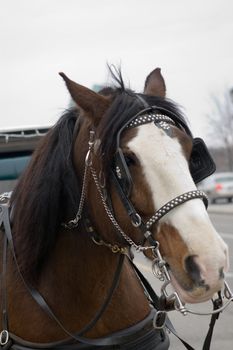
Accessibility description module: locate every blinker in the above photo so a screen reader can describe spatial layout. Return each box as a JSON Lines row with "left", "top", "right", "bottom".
{"left": 189, "top": 138, "right": 216, "bottom": 184}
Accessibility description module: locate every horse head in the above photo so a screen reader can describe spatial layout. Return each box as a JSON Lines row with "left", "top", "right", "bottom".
{"left": 60, "top": 68, "right": 229, "bottom": 306}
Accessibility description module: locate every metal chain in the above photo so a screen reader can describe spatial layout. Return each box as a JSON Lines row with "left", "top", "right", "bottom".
{"left": 62, "top": 163, "right": 89, "bottom": 229}
{"left": 90, "top": 166, "right": 153, "bottom": 252}
{"left": 62, "top": 131, "right": 96, "bottom": 229}
{"left": 91, "top": 236, "right": 128, "bottom": 255}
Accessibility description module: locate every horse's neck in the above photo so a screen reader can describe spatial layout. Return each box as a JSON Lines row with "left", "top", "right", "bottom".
{"left": 6, "top": 228, "right": 150, "bottom": 342}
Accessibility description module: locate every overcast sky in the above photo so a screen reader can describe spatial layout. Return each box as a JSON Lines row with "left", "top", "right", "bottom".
{"left": 1, "top": 0, "right": 233, "bottom": 143}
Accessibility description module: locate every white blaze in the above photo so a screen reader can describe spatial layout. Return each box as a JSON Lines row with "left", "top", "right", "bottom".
{"left": 127, "top": 124, "right": 228, "bottom": 276}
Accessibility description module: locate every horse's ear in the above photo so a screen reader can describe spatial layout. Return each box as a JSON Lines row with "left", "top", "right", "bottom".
{"left": 59, "top": 72, "right": 110, "bottom": 122}
{"left": 144, "top": 68, "right": 166, "bottom": 98}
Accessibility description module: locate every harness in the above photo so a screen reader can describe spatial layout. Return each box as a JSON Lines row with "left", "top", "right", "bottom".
{"left": 0, "top": 103, "right": 232, "bottom": 350}
{"left": 63, "top": 103, "right": 233, "bottom": 349}
{"left": 0, "top": 193, "right": 169, "bottom": 350}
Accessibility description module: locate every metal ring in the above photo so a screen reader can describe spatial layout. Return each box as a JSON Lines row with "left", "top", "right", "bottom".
{"left": 91, "top": 236, "right": 104, "bottom": 246}
{"left": 131, "top": 213, "right": 142, "bottom": 227}
{"left": 0, "top": 330, "right": 9, "bottom": 346}
{"left": 85, "top": 150, "right": 92, "bottom": 166}
{"left": 111, "top": 245, "right": 120, "bottom": 253}
{"left": 153, "top": 311, "right": 167, "bottom": 329}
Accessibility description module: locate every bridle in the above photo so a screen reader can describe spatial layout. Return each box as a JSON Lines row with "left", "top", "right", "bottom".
{"left": 63, "top": 103, "right": 233, "bottom": 349}
{"left": 65, "top": 101, "right": 232, "bottom": 296}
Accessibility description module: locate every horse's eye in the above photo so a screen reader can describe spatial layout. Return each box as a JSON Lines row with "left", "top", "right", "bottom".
{"left": 124, "top": 153, "right": 137, "bottom": 167}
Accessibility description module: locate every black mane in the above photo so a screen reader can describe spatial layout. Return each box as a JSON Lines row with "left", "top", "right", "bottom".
{"left": 11, "top": 109, "right": 81, "bottom": 278}
{"left": 10, "top": 68, "right": 186, "bottom": 279}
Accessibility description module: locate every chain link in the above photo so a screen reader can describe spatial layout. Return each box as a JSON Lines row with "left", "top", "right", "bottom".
{"left": 62, "top": 163, "right": 89, "bottom": 229}
{"left": 90, "top": 166, "right": 153, "bottom": 252}
{"left": 91, "top": 236, "right": 128, "bottom": 255}
{"left": 62, "top": 131, "right": 96, "bottom": 229}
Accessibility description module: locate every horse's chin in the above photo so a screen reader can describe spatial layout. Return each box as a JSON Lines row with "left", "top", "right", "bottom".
{"left": 169, "top": 271, "right": 217, "bottom": 304}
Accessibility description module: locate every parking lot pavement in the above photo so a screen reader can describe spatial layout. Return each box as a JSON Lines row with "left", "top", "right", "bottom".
{"left": 208, "top": 203, "right": 233, "bottom": 215}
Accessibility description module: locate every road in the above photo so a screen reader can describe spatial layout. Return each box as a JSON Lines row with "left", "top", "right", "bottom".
{"left": 135, "top": 206, "right": 233, "bottom": 350}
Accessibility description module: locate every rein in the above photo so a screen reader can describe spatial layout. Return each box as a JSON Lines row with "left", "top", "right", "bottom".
{"left": 0, "top": 195, "right": 169, "bottom": 350}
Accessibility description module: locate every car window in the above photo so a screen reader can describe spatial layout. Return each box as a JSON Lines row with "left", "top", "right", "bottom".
{"left": 0, "top": 127, "right": 49, "bottom": 192}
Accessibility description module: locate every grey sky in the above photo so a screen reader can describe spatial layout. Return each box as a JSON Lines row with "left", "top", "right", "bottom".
{"left": 1, "top": 0, "right": 233, "bottom": 143}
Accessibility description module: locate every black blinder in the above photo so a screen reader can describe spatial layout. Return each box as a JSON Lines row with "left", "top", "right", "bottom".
{"left": 189, "top": 138, "right": 216, "bottom": 184}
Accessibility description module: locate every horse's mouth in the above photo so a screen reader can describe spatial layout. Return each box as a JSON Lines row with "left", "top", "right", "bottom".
{"left": 168, "top": 269, "right": 217, "bottom": 304}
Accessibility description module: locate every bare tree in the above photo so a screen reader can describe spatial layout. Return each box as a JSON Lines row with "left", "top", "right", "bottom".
{"left": 208, "top": 88, "right": 233, "bottom": 171}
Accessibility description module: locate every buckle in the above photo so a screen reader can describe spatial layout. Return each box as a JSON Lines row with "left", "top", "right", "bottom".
{"left": 0, "top": 330, "right": 9, "bottom": 345}
{"left": 153, "top": 311, "right": 167, "bottom": 329}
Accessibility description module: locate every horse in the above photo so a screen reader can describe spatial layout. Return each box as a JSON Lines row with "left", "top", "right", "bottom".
{"left": 0, "top": 67, "right": 229, "bottom": 350}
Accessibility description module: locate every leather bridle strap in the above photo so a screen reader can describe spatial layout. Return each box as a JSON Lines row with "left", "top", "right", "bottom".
{"left": 0, "top": 235, "right": 9, "bottom": 345}
{"left": 146, "top": 190, "right": 208, "bottom": 229}
{"left": 110, "top": 172, "right": 157, "bottom": 248}
{"left": 111, "top": 171, "right": 147, "bottom": 231}
{"left": 128, "top": 258, "right": 195, "bottom": 350}
{"left": 202, "top": 297, "right": 222, "bottom": 350}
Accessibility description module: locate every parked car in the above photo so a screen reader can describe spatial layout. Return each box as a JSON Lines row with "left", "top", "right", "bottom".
{"left": 0, "top": 126, "right": 49, "bottom": 192}
{"left": 198, "top": 172, "right": 233, "bottom": 203}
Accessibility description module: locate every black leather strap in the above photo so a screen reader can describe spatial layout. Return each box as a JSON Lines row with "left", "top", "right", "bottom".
{"left": 0, "top": 202, "right": 166, "bottom": 349}
{"left": 7, "top": 311, "right": 168, "bottom": 350}
{"left": 128, "top": 258, "right": 195, "bottom": 350}
{"left": 1, "top": 235, "right": 8, "bottom": 332}
{"left": 1, "top": 202, "right": 127, "bottom": 346}
{"left": 128, "top": 257, "right": 222, "bottom": 350}
{"left": 202, "top": 297, "right": 222, "bottom": 350}
{"left": 111, "top": 171, "right": 149, "bottom": 236}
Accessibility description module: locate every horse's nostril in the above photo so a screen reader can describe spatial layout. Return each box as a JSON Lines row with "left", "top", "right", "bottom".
{"left": 219, "top": 267, "right": 225, "bottom": 280}
{"left": 184, "top": 255, "right": 202, "bottom": 284}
